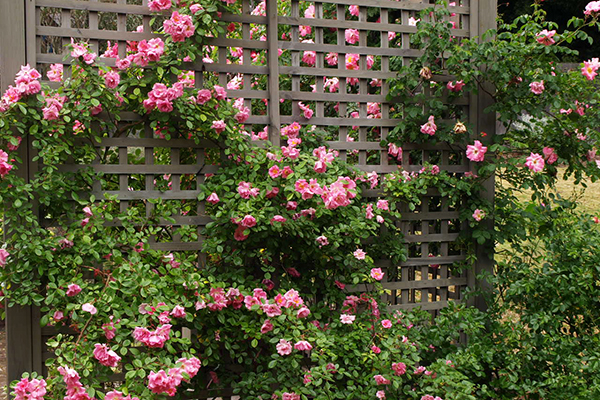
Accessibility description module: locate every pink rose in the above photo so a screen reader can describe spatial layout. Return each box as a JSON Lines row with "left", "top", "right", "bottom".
{"left": 82, "top": 303, "right": 97, "bottom": 314}
{"left": 381, "top": 319, "right": 392, "bottom": 329}
{"left": 353, "top": 249, "right": 366, "bottom": 260}
{"left": 66, "top": 284, "right": 82, "bottom": 297}
{"left": 206, "top": 192, "right": 220, "bottom": 204}
{"left": 529, "top": 80, "right": 545, "bottom": 95}
{"left": 294, "top": 340, "right": 313, "bottom": 351}
{"left": 276, "top": 339, "right": 293, "bottom": 355}
{"left": 0, "top": 248, "right": 9, "bottom": 267}
{"left": 93, "top": 343, "right": 121, "bottom": 367}
{"left": 370, "top": 268, "right": 384, "bottom": 281}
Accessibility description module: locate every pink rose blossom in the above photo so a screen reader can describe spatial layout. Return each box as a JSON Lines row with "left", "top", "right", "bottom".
{"left": 371, "top": 268, "right": 384, "bottom": 281}
{"left": 297, "top": 307, "right": 311, "bottom": 318}
{"left": 104, "top": 71, "right": 120, "bottom": 89}
{"left": 525, "top": 152, "right": 545, "bottom": 172}
{"left": 294, "top": 340, "right": 313, "bottom": 351}
{"left": 529, "top": 80, "right": 545, "bottom": 95}
{"left": 148, "top": 0, "right": 172, "bottom": 11}
{"left": 82, "top": 303, "right": 97, "bottom": 314}
{"left": 582, "top": 58, "right": 600, "bottom": 80}
{"left": 373, "top": 374, "right": 390, "bottom": 385}
{"left": 212, "top": 120, "right": 226, "bottom": 134}
{"left": 472, "top": 209, "right": 486, "bottom": 222}
{"left": 340, "top": 314, "right": 355, "bottom": 324}
{"left": 163, "top": 11, "right": 195, "bottom": 42}
{"left": 381, "top": 319, "right": 392, "bottom": 329}
{"left": 54, "top": 310, "right": 64, "bottom": 321}
{"left": 276, "top": 339, "right": 293, "bottom": 355}
{"left": 353, "top": 249, "right": 366, "bottom": 260}
{"left": 345, "top": 29, "right": 360, "bottom": 44}
{"left": 170, "top": 305, "right": 186, "bottom": 318}
{"left": 466, "top": 140, "right": 487, "bottom": 162}
{"left": 66, "top": 284, "right": 82, "bottom": 297}
{"left": 0, "top": 249, "right": 9, "bottom": 267}
{"left": 371, "top": 345, "right": 381, "bottom": 354}
{"left": 261, "top": 319, "right": 274, "bottom": 333}
{"left": 376, "top": 391, "right": 386, "bottom": 399}
{"left": 93, "top": 343, "right": 121, "bottom": 367}
{"left": 207, "top": 192, "right": 220, "bottom": 204}
{"left": 536, "top": 29, "right": 556, "bottom": 45}
{"left": 392, "top": 362, "right": 407, "bottom": 376}
{"left": 584, "top": 1, "right": 600, "bottom": 15}
{"left": 420, "top": 115, "right": 437, "bottom": 135}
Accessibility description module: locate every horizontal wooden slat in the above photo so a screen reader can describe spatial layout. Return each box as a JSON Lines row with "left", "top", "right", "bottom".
{"left": 103, "top": 215, "right": 212, "bottom": 226}
{"left": 57, "top": 164, "right": 220, "bottom": 174}
{"left": 388, "top": 300, "right": 452, "bottom": 311}
{"left": 148, "top": 242, "right": 203, "bottom": 251}
{"left": 37, "top": 0, "right": 150, "bottom": 15}
{"left": 37, "top": 26, "right": 160, "bottom": 41}
{"left": 404, "top": 233, "right": 460, "bottom": 243}
{"left": 278, "top": 16, "right": 469, "bottom": 37}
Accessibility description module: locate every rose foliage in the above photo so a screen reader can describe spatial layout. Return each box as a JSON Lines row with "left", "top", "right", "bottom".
{"left": 1, "top": 0, "right": 600, "bottom": 399}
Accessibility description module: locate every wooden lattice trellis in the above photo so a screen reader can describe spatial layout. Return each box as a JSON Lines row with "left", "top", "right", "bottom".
{"left": 0, "top": 0, "right": 497, "bottom": 392}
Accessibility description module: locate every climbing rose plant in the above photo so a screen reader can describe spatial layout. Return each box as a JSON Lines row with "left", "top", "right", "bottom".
{"left": 1, "top": 0, "right": 600, "bottom": 399}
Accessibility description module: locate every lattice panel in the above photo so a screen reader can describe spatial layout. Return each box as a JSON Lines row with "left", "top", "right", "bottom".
{"left": 30, "top": 0, "right": 477, "bottom": 314}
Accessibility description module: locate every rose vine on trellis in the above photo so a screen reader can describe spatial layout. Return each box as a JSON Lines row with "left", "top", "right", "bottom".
{"left": 2, "top": 0, "right": 600, "bottom": 399}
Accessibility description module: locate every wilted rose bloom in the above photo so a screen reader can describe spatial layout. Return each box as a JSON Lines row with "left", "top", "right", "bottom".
{"left": 419, "top": 66, "right": 432, "bottom": 80}
{"left": 453, "top": 121, "right": 467, "bottom": 134}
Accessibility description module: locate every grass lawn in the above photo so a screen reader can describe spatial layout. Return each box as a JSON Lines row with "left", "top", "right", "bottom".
{"left": 499, "top": 168, "right": 600, "bottom": 215}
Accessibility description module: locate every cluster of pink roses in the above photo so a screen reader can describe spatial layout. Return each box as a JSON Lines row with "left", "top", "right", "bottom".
{"left": 117, "top": 38, "right": 165, "bottom": 68}
{"left": 42, "top": 93, "right": 66, "bottom": 121}
{"left": 147, "top": 357, "right": 201, "bottom": 396}
{"left": 143, "top": 82, "right": 184, "bottom": 113}
{"left": 0, "top": 64, "right": 41, "bottom": 112}
{"left": 71, "top": 40, "right": 97, "bottom": 65}
{"left": 321, "top": 176, "right": 357, "bottom": 210}
{"left": 132, "top": 323, "right": 172, "bottom": 348}
{"left": 163, "top": 11, "right": 195, "bottom": 42}
{"left": 14, "top": 377, "right": 46, "bottom": 400}
{"left": 276, "top": 338, "right": 313, "bottom": 355}
{"left": 313, "top": 146, "right": 339, "bottom": 173}
{"left": 58, "top": 366, "right": 93, "bottom": 400}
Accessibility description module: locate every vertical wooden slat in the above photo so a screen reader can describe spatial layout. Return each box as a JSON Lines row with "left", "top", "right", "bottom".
{"left": 266, "top": 0, "right": 281, "bottom": 146}
{"left": 0, "top": 0, "right": 26, "bottom": 90}
{"left": 469, "top": 0, "right": 496, "bottom": 312}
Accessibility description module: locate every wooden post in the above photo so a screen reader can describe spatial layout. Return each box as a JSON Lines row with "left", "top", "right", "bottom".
{"left": 0, "top": 0, "right": 26, "bottom": 91}
{"left": 266, "top": 0, "right": 281, "bottom": 147}
{"left": 1, "top": 0, "right": 44, "bottom": 389}
{"left": 470, "top": 0, "right": 497, "bottom": 312}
